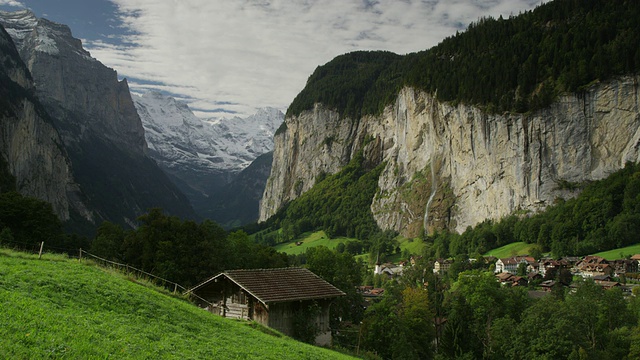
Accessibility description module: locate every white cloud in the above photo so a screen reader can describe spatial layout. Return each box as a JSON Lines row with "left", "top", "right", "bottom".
{"left": 87, "top": 0, "right": 540, "bottom": 118}
{"left": 0, "top": 1, "right": 25, "bottom": 7}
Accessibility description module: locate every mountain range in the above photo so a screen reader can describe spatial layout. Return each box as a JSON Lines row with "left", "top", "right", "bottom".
{"left": 2, "top": 1, "right": 640, "bottom": 242}
{"left": 0, "top": 9, "right": 196, "bottom": 234}
{"left": 0, "top": 9, "right": 282, "bottom": 233}
{"left": 133, "top": 91, "right": 282, "bottom": 225}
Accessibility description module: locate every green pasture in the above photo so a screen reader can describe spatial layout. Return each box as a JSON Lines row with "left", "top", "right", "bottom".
{"left": 0, "top": 249, "right": 353, "bottom": 359}
{"left": 484, "top": 242, "right": 536, "bottom": 258}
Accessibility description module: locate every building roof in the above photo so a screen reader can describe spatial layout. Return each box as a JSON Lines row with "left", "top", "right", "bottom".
{"left": 189, "top": 268, "right": 345, "bottom": 304}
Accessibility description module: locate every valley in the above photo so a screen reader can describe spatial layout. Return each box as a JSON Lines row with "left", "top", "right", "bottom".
{"left": 1, "top": 0, "right": 640, "bottom": 358}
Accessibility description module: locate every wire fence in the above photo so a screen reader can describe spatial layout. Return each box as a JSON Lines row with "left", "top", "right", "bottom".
{"left": 0, "top": 238, "right": 214, "bottom": 307}
{"left": 79, "top": 249, "right": 187, "bottom": 293}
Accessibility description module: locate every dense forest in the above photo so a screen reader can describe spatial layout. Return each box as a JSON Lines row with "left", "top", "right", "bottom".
{"left": 287, "top": 0, "right": 640, "bottom": 121}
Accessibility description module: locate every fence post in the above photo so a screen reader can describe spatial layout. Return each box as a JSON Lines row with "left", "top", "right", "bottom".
{"left": 38, "top": 241, "right": 44, "bottom": 259}
{"left": 79, "top": 248, "right": 82, "bottom": 261}
{"left": 174, "top": 283, "right": 178, "bottom": 294}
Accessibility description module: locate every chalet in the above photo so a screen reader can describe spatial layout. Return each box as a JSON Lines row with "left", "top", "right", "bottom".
{"left": 496, "top": 272, "right": 513, "bottom": 283}
{"left": 495, "top": 256, "right": 536, "bottom": 274}
{"left": 375, "top": 262, "right": 403, "bottom": 278}
{"left": 592, "top": 275, "right": 614, "bottom": 284}
{"left": 632, "top": 254, "right": 640, "bottom": 265}
{"left": 540, "top": 280, "right": 556, "bottom": 292}
{"left": 495, "top": 272, "right": 528, "bottom": 287}
{"left": 575, "top": 256, "right": 612, "bottom": 278}
{"left": 612, "top": 259, "right": 638, "bottom": 276}
{"left": 538, "top": 258, "right": 569, "bottom": 277}
{"left": 433, "top": 258, "right": 453, "bottom": 274}
{"left": 527, "top": 271, "right": 543, "bottom": 282}
{"left": 188, "top": 268, "right": 345, "bottom": 346}
{"left": 596, "top": 280, "right": 622, "bottom": 290}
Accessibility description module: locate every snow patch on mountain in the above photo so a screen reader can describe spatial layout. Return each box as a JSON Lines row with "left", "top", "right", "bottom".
{"left": 133, "top": 91, "right": 283, "bottom": 174}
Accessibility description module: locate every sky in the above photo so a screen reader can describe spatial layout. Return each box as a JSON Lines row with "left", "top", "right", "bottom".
{"left": 0, "top": 0, "right": 541, "bottom": 118}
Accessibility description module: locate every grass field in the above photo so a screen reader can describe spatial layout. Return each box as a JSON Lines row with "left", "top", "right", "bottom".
{"left": 273, "top": 231, "right": 353, "bottom": 255}
{"left": 484, "top": 242, "right": 536, "bottom": 258}
{"left": 0, "top": 249, "right": 354, "bottom": 359}
{"left": 274, "top": 231, "right": 426, "bottom": 262}
{"left": 593, "top": 243, "right": 640, "bottom": 260}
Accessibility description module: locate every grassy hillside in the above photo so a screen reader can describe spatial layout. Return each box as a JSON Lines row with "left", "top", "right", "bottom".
{"left": 484, "top": 242, "right": 536, "bottom": 258}
{"left": 593, "top": 243, "right": 640, "bottom": 261}
{"left": 0, "top": 249, "right": 354, "bottom": 359}
{"left": 273, "top": 231, "right": 352, "bottom": 255}
{"left": 274, "top": 231, "right": 426, "bottom": 264}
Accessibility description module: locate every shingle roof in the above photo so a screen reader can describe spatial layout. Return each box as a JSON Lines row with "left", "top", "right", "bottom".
{"left": 190, "top": 268, "right": 345, "bottom": 304}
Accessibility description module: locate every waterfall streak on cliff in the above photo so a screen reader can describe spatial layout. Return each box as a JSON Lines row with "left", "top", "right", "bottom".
{"left": 423, "top": 154, "right": 437, "bottom": 231}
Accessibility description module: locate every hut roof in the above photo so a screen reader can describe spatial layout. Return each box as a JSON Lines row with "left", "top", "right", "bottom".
{"left": 189, "top": 267, "right": 345, "bottom": 304}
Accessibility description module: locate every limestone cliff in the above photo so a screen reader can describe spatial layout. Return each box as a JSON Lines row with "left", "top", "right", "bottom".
{"left": 260, "top": 76, "right": 640, "bottom": 237}
{"left": 0, "top": 23, "right": 90, "bottom": 221}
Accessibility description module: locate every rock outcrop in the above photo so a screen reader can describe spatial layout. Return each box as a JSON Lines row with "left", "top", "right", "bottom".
{"left": 260, "top": 76, "right": 640, "bottom": 237}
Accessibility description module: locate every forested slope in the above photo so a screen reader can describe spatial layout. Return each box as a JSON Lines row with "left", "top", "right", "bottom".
{"left": 287, "top": 0, "right": 640, "bottom": 121}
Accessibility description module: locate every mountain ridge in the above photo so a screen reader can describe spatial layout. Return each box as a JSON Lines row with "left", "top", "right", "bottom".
{"left": 0, "top": 10, "right": 197, "bottom": 232}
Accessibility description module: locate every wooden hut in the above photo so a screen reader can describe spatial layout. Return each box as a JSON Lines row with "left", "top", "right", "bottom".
{"left": 188, "top": 268, "right": 345, "bottom": 346}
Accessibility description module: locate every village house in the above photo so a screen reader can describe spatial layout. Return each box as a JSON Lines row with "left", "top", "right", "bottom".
{"left": 187, "top": 268, "right": 345, "bottom": 346}
{"left": 433, "top": 258, "right": 453, "bottom": 274}
{"left": 495, "top": 272, "right": 528, "bottom": 287}
{"left": 612, "top": 259, "right": 639, "bottom": 276}
{"left": 494, "top": 256, "right": 536, "bottom": 274}
{"left": 374, "top": 262, "right": 403, "bottom": 278}
{"left": 538, "top": 258, "right": 569, "bottom": 277}
{"left": 575, "top": 256, "right": 613, "bottom": 278}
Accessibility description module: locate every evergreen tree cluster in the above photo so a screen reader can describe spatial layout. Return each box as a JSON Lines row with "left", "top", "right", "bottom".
{"left": 0, "top": 191, "right": 69, "bottom": 250}
{"left": 287, "top": 0, "right": 640, "bottom": 121}
{"left": 427, "top": 162, "right": 640, "bottom": 259}
{"left": 90, "top": 209, "right": 287, "bottom": 288}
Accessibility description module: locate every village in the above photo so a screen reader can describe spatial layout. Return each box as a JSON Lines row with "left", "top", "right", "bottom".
{"left": 359, "top": 254, "right": 640, "bottom": 299}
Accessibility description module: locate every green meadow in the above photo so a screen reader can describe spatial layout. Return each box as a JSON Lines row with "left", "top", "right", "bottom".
{"left": 0, "top": 249, "right": 354, "bottom": 359}
{"left": 593, "top": 243, "right": 640, "bottom": 260}
{"left": 273, "top": 231, "right": 351, "bottom": 255}
{"left": 483, "top": 242, "right": 536, "bottom": 258}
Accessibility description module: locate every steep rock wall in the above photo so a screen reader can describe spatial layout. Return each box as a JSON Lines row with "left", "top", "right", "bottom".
{"left": 0, "top": 24, "right": 90, "bottom": 221}
{"left": 260, "top": 76, "right": 640, "bottom": 237}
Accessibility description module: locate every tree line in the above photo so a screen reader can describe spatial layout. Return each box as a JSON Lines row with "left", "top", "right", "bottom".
{"left": 287, "top": 0, "right": 640, "bottom": 121}
{"left": 89, "top": 208, "right": 287, "bottom": 288}
{"left": 425, "top": 162, "right": 640, "bottom": 260}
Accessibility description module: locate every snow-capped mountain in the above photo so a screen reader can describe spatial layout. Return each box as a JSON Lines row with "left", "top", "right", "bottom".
{"left": 133, "top": 91, "right": 283, "bottom": 223}
{"left": 134, "top": 91, "right": 283, "bottom": 174}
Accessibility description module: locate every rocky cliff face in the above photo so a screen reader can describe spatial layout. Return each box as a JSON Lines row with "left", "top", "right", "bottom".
{"left": 0, "top": 23, "right": 90, "bottom": 221}
{"left": 0, "top": 10, "right": 196, "bottom": 228}
{"left": 260, "top": 76, "right": 640, "bottom": 237}
{"left": 0, "top": 10, "right": 146, "bottom": 154}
